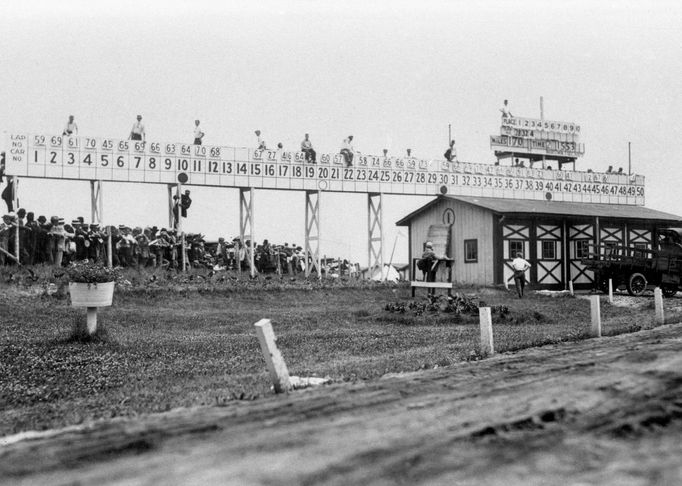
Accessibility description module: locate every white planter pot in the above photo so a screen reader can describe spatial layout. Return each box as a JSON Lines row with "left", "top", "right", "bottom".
{"left": 68, "top": 281, "right": 115, "bottom": 307}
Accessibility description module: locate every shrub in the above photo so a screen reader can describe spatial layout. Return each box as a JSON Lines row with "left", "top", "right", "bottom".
{"left": 64, "top": 261, "right": 120, "bottom": 284}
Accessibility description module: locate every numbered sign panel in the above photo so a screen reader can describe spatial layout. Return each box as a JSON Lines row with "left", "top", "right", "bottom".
{"left": 5, "top": 133, "right": 645, "bottom": 205}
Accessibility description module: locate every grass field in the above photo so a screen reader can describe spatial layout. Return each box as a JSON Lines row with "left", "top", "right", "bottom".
{"left": 0, "top": 266, "right": 678, "bottom": 437}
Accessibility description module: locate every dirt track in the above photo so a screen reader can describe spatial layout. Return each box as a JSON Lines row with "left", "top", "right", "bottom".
{"left": 2, "top": 324, "right": 681, "bottom": 485}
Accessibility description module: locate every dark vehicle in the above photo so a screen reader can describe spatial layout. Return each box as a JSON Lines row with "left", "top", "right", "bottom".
{"left": 582, "top": 228, "right": 682, "bottom": 297}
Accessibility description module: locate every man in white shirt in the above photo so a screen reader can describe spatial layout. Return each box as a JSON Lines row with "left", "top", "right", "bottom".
{"left": 129, "top": 115, "right": 146, "bottom": 141}
{"left": 500, "top": 99, "right": 512, "bottom": 118}
{"left": 193, "top": 120, "right": 204, "bottom": 145}
{"left": 63, "top": 115, "right": 78, "bottom": 136}
{"left": 301, "top": 133, "right": 316, "bottom": 163}
{"left": 511, "top": 251, "right": 531, "bottom": 298}
{"left": 340, "top": 135, "right": 354, "bottom": 167}
{"left": 255, "top": 130, "right": 266, "bottom": 150}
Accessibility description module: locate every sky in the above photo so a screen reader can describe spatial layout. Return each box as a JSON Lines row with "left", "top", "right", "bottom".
{"left": 2, "top": 0, "right": 682, "bottom": 265}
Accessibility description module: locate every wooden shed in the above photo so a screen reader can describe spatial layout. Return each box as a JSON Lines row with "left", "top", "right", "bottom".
{"left": 396, "top": 195, "right": 682, "bottom": 289}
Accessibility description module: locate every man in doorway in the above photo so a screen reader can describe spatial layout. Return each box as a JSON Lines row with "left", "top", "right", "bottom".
{"left": 129, "top": 115, "right": 146, "bottom": 141}
{"left": 511, "top": 251, "right": 531, "bottom": 298}
{"left": 419, "top": 241, "right": 440, "bottom": 296}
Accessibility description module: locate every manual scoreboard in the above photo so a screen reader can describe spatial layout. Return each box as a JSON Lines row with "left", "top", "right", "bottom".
{"left": 5, "top": 133, "right": 645, "bottom": 205}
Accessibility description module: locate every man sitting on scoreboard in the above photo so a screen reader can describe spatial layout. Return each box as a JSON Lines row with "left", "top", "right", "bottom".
{"left": 193, "top": 119, "right": 204, "bottom": 145}
{"left": 301, "top": 133, "right": 316, "bottom": 163}
{"left": 255, "top": 130, "right": 267, "bottom": 150}
{"left": 129, "top": 115, "right": 146, "bottom": 141}
{"left": 63, "top": 115, "right": 78, "bottom": 137}
{"left": 444, "top": 139, "right": 457, "bottom": 162}
{"left": 340, "top": 135, "right": 355, "bottom": 167}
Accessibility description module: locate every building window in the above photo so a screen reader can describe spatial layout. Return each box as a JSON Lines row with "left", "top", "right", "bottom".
{"left": 509, "top": 240, "right": 524, "bottom": 258}
{"left": 464, "top": 239, "right": 478, "bottom": 263}
{"left": 575, "top": 239, "right": 591, "bottom": 259}
{"left": 541, "top": 240, "right": 556, "bottom": 260}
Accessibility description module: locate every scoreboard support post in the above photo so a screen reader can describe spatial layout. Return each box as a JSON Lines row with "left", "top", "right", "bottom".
{"left": 167, "top": 185, "right": 176, "bottom": 229}
{"left": 176, "top": 183, "right": 186, "bottom": 272}
{"left": 305, "top": 190, "right": 322, "bottom": 279}
{"left": 11, "top": 176, "right": 20, "bottom": 262}
{"left": 240, "top": 187, "right": 256, "bottom": 278}
{"left": 367, "top": 193, "right": 384, "bottom": 280}
{"left": 89, "top": 180, "right": 103, "bottom": 226}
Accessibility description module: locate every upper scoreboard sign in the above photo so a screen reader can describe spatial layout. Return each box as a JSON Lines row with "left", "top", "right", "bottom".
{"left": 5, "top": 132, "right": 643, "bottom": 205}
{"left": 491, "top": 116, "right": 585, "bottom": 159}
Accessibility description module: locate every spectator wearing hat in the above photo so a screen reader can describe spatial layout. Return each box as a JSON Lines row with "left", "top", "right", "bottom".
{"left": 301, "top": 133, "right": 316, "bottom": 163}
{"left": 0, "top": 214, "right": 13, "bottom": 265}
{"left": 48, "top": 217, "right": 69, "bottom": 267}
{"left": 419, "top": 241, "right": 439, "bottom": 295}
{"left": 340, "top": 135, "right": 355, "bottom": 167}
{"left": 255, "top": 130, "right": 267, "bottom": 150}
{"left": 193, "top": 120, "right": 204, "bottom": 145}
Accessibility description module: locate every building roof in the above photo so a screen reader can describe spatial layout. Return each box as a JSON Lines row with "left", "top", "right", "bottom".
{"left": 396, "top": 195, "right": 682, "bottom": 226}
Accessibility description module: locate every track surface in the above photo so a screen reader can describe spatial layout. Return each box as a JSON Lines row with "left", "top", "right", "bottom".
{"left": 2, "top": 324, "right": 681, "bottom": 485}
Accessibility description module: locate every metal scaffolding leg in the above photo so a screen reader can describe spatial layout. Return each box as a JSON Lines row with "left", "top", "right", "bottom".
{"left": 240, "top": 187, "right": 256, "bottom": 278}
{"left": 367, "top": 192, "right": 384, "bottom": 280}
{"left": 305, "top": 190, "right": 321, "bottom": 278}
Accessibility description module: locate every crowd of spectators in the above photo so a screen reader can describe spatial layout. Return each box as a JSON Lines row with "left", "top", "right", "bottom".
{"left": 0, "top": 208, "right": 354, "bottom": 276}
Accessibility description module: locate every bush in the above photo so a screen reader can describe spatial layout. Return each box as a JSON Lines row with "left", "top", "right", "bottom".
{"left": 65, "top": 261, "right": 120, "bottom": 284}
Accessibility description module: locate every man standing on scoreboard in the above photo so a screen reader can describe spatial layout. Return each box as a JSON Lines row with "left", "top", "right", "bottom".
{"left": 62, "top": 115, "right": 78, "bottom": 136}
{"left": 193, "top": 120, "right": 204, "bottom": 145}
{"left": 129, "top": 115, "right": 146, "bottom": 141}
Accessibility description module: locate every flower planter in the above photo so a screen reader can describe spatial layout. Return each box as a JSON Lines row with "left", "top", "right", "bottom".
{"left": 68, "top": 281, "right": 115, "bottom": 307}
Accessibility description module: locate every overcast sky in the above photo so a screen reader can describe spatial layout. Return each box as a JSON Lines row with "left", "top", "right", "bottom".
{"left": 2, "top": 0, "right": 681, "bottom": 264}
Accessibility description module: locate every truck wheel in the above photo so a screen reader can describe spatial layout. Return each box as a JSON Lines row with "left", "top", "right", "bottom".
{"left": 627, "top": 272, "right": 647, "bottom": 296}
{"left": 662, "top": 286, "right": 677, "bottom": 298}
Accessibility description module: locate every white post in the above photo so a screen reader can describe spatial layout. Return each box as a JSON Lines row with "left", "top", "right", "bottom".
{"left": 86, "top": 307, "right": 98, "bottom": 335}
{"left": 479, "top": 307, "right": 494, "bottom": 356}
{"left": 590, "top": 295, "right": 601, "bottom": 337}
{"left": 254, "top": 319, "right": 291, "bottom": 393}
{"left": 654, "top": 287, "right": 664, "bottom": 325}
{"left": 568, "top": 279, "right": 574, "bottom": 296}
{"left": 608, "top": 278, "right": 613, "bottom": 304}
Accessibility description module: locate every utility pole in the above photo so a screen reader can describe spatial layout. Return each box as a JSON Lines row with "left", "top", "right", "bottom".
{"left": 628, "top": 141, "right": 632, "bottom": 175}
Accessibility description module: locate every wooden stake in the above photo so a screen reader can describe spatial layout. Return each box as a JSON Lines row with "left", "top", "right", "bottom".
{"left": 608, "top": 278, "right": 613, "bottom": 304}
{"left": 590, "top": 295, "right": 601, "bottom": 338}
{"left": 86, "top": 307, "right": 98, "bottom": 335}
{"left": 479, "top": 307, "right": 494, "bottom": 356}
{"left": 254, "top": 319, "right": 291, "bottom": 393}
{"left": 654, "top": 287, "right": 664, "bottom": 325}
{"left": 568, "top": 280, "right": 574, "bottom": 296}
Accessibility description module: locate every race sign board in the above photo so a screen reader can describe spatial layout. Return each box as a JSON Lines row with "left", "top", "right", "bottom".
{"left": 5, "top": 133, "right": 644, "bottom": 205}
{"left": 491, "top": 115, "right": 585, "bottom": 159}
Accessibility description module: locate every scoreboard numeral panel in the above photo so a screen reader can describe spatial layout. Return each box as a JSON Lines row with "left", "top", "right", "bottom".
{"left": 4, "top": 133, "right": 645, "bottom": 206}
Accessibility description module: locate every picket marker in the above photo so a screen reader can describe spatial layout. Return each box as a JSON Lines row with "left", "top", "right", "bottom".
{"left": 608, "top": 279, "right": 613, "bottom": 304}
{"left": 254, "top": 319, "right": 291, "bottom": 393}
{"left": 590, "top": 295, "right": 601, "bottom": 338}
{"left": 654, "top": 287, "right": 665, "bottom": 325}
{"left": 568, "top": 280, "right": 574, "bottom": 296}
{"left": 479, "top": 307, "right": 494, "bottom": 356}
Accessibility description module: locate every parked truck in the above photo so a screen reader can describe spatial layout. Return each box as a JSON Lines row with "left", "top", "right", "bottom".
{"left": 581, "top": 228, "right": 682, "bottom": 297}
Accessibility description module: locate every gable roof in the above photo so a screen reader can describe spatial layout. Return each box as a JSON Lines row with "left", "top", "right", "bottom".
{"left": 396, "top": 195, "right": 682, "bottom": 226}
